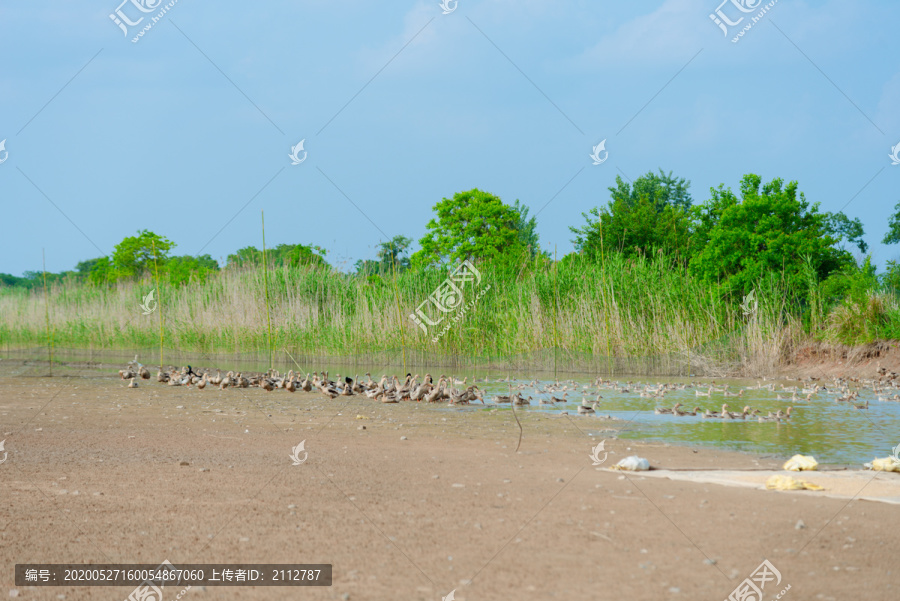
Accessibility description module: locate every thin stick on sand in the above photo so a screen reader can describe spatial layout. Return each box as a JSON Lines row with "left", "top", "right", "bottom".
{"left": 509, "top": 380, "right": 523, "bottom": 452}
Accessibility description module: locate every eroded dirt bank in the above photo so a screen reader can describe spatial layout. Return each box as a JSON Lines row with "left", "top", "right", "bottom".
{"left": 778, "top": 340, "right": 900, "bottom": 380}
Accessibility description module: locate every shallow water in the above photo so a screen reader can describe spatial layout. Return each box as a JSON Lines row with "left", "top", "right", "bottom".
{"left": 5, "top": 347, "right": 898, "bottom": 466}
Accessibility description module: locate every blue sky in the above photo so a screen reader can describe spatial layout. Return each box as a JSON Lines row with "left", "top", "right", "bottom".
{"left": 1, "top": 0, "right": 898, "bottom": 276}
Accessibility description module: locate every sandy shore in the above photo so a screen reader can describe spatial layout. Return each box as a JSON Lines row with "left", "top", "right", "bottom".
{"left": 1, "top": 372, "right": 897, "bottom": 600}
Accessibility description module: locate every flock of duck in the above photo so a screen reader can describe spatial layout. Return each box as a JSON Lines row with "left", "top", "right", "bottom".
{"left": 117, "top": 358, "right": 900, "bottom": 422}
{"left": 119, "top": 361, "right": 487, "bottom": 405}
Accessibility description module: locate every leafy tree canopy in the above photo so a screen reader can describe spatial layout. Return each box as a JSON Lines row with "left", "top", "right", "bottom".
{"left": 884, "top": 201, "right": 900, "bottom": 245}
{"left": 112, "top": 230, "right": 175, "bottom": 278}
{"left": 166, "top": 254, "right": 219, "bottom": 285}
{"left": 355, "top": 235, "right": 412, "bottom": 275}
{"left": 823, "top": 211, "right": 867, "bottom": 254}
{"left": 689, "top": 174, "right": 847, "bottom": 296}
{"left": 411, "top": 189, "right": 527, "bottom": 268}
{"left": 227, "top": 243, "right": 327, "bottom": 269}
{"left": 571, "top": 170, "right": 693, "bottom": 259}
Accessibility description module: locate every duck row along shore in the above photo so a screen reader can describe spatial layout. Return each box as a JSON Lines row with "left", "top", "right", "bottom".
{"left": 117, "top": 358, "right": 900, "bottom": 421}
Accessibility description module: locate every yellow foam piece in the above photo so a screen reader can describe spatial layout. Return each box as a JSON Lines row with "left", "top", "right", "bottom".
{"left": 865, "top": 457, "right": 900, "bottom": 472}
{"left": 766, "top": 474, "right": 824, "bottom": 491}
{"left": 783, "top": 454, "right": 818, "bottom": 471}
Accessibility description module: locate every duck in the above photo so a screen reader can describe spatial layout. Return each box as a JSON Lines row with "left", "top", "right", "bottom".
{"left": 853, "top": 400, "right": 868, "bottom": 410}
{"left": 127, "top": 376, "right": 138, "bottom": 388}
{"left": 512, "top": 393, "right": 530, "bottom": 406}
{"left": 695, "top": 387, "right": 712, "bottom": 398}
{"left": 550, "top": 393, "right": 568, "bottom": 404}
{"left": 671, "top": 403, "right": 687, "bottom": 416}
{"left": 727, "top": 405, "right": 751, "bottom": 419}
{"left": 702, "top": 408, "right": 719, "bottom": 418}
{"left": 197, "top": 373, "right": 208, "bottom": 390}
{"left": 577, "top": 401, "right": 598, "bottom": 415}
{"left": 723, "top": 389, "right": 743, "bottom": 398}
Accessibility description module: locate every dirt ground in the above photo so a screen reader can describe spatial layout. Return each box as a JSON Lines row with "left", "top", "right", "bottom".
{"left": 1, "top": 365, "right": 897, "bottom": 600}
{"left": 781, "top": 340, "right": 900, "bottom": 380}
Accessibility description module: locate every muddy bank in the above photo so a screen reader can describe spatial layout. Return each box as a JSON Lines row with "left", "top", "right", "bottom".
{"left": 779, "top": 340, "right": 900, "bottom": 380}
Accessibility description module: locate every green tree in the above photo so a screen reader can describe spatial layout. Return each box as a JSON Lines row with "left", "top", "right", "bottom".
{"left": 512, "top": 200, "right": 547, "bottom": 258}
{"left": 355, "top": 236, "right": 413, "bottom": 275}
{"left": 689, "top": 174, "right": 847, "bottom": 296}
{"left": 571, "top": 170, "right": 693, "bottom": 259}
{"left": 824, "top": 211, "right": 867, "bottom": 254}
{"left": 227, "top": 243, "right": 327, "bottom": 269}
{"left": 411, "top": 189, "right": 526, "bottom": 268}
{"left": 112, "top": 230, "right": 175, "bottom": 279}
{"left": 883, "top": 201, "right": 900, "bottom": 245}
{"left": 75, "top": 258, "right": 104, "bottom": 276}
{"left": 87, "top": 256, "right": 113, "bottom": 285}
{"left": 166, "top": 254, "right": 220, "bottom": 285}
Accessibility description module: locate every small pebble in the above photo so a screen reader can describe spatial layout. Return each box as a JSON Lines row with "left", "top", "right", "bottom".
{"left": 451, "top": 483, "right": 465, "bottom": 488}
{"left": 288, "top": 504, "right": 297, "bottom": 509}
{"left": 795, "top": 520, "right": 806, "bottom": 530}
{"left": 10, "top": 590, "right": 19, "bottom": 598}
{"left": 358, "top": 425, "right": 366, "bottom": 430}
{"left": 704, "top": 559, "right": 717, "bottom": 565}
{"left": 400, "top": 436, "right": 407, "bottom": 440}
{"left": 199, "top": 468, "right": 209, "bottom": 472}
{"left": 180, "top": 461, "right": 189, "bottom": 466}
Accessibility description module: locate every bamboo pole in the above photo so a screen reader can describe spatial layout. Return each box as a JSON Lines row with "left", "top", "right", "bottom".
{"left": 388, "top": 241, "right": 407, "bottom": 374}
{"left": 261, "top": 211, "right": 274, "bottom": 371}
{"left": 151, "top": 239, "right": 163, "bottom": 370}
{"left": 42, "top": 249, "right": 52, "bottom": 376}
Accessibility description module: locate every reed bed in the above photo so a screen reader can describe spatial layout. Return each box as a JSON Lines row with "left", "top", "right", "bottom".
{"left": 0, "top": 253, "right": 809, "bottom": 374}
